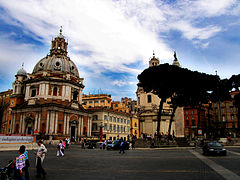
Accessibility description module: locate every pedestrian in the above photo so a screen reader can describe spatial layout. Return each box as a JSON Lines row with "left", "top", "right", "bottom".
{"left": 62, "top": 140, "right": 66, "bottom": 154}
{"left": 132, "top": 139, "right": 135, "bottom": 150}
{"left": 57, "top": 140, "right": 64, "bottom": 157}
{"left": 20, "top": 145, "right": 30, "bottom": 180}
{"left": 119, "top": 140, "right": 125, "bottom": 154}
{"left": 35, "top": 140, "right": 47, "bottom": 178}
{"left": 14, "top": 146, "right": 26, "bottom": 180}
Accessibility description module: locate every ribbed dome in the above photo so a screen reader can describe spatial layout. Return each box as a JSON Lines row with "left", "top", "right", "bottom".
{"left": 17, "top": 68, "right": 27, "bottom": 76}
{"left": 32, "top": 55, "right": 79, "bottom": 78}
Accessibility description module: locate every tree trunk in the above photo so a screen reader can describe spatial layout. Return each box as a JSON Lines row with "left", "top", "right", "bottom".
{"left": 157, "top": 98, "right": 166, "bottom": 134}
{"left": 168, "top": 106, "right": 177, "bottom": 136}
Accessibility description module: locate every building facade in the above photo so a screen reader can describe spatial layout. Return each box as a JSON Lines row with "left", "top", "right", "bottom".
{"left": 136, "top": 52, "right": 184, "bottom": 137}
{"left": 89, "top": 107, "right": 131, "bottom": 141}
{"left": 6, "top": 30, "right": 92, "bottom": 141}
{"left": 0, "top": 89, "right": 12, "bottom": 133}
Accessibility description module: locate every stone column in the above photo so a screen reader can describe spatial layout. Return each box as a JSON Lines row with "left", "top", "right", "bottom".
{"left": 34, "top": 113, "right": 38, "bottom": 130}
{"left": 46, "top": 111, "right": 50, "bottom": 134}
{"left": 49, "top": 111, "right": 55, "bottom": 134}
{"left": 22, "top": 114, "right": 25, "bottom": 134}
{"left": 81, "top": 116, "right": 83, "bottom": 136}
{"left": 66, "top": 113, "right": 69, "bottom": 135}
{"left": 37, "top": 113, "right": 41, "bottom": 132}
{"left": 19, "top": 113, "right": 23, "bottom": 134}
{"left": 54, "top": 111, "right": 58, "bottom": 134}
{"left": 87, "top": 116, "right": 90, "bottom": 136}
{"left": 63, "top": 113, "right": 66, "bottom": 135}
{"left": 78, "top": 116, "right": 81, "bottom": 137}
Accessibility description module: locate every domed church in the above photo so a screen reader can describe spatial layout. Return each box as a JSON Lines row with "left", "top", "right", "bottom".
{"left": 8, "top": 29, "right": 92, "bottom": 141}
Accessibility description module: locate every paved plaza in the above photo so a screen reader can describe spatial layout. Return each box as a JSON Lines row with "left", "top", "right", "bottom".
{"left": 1, "top": 145, "right": 240, "bottom": 180}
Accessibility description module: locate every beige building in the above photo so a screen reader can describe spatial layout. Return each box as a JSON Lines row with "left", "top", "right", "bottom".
{"left": 89, "top": 107, "right": 131, "bottom": 141}
{"left": 136, "top": 52, "right": 184, "bottom": 137}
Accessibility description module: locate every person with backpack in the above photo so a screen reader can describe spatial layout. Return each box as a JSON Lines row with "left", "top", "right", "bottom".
{"left": 20, "top": 145, "right": 29, "bottom": 180}
{"left": 15, "top": 146, "right": 26, "bottom": 180}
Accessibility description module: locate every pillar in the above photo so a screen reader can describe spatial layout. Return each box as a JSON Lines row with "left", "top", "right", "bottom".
{"left": 54, "top": 111, "right": 58, "bottom": 134}
{"left": 46, "top": 111, "right": 50, "bottom": 134}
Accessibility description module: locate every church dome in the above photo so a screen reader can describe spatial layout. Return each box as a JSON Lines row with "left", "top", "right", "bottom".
{"left": 17, "top": 67, "right": 27, "bottom": 76}
{"left": 32, "top": 29, "right": 79, "bottom": 78}
{"left": 32, "top": 55, "right": 79, "bottom": 77}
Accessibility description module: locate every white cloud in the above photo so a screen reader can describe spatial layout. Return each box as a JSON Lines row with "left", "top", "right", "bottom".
{"left": 0, "top": 0, "right": 239, "bottom": 100}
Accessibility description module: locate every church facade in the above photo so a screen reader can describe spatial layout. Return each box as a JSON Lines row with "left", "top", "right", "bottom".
{"left": 7, "top": 30, "right": 92, "bottom": 141}
{"left": 136, "top": 53, "right": 184, "bottom": 137}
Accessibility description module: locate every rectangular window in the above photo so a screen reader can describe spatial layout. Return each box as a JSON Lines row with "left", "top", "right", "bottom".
{"left": 93, "top": 115, "right": 98, "bottom": 120}
{"left": 104, "top": 115, "right": 107, "bottom": 120}
{"left": 124, "top": 119, "right": 126, "bottom": 124}
{"left": 101, "top": 100, "right": 104, "bottom": 103}
{"left": 231, "top": 115, "right": 234, "bottom": 120}
{"left": 147, "top": 95, "right": 152, "bottom": 103}
{"left": 109, "top": 124, "right": 112, "bottom": 131}
{"left": 113, "top": 117, "right": 116, "bottom": 122}
{"left": 127, "top": 120, "right": 130, "bottom": 124}
{"left": 89, "top": 101, "right": 92, "bottom": 104}
{"left": 113, "top": 125, "right": 116, "bottom": 131}
{"left": 117, "top": 118, "right": 120, "bottom": 123}
{"left": 104, "top": 123, "right": 107, "bottom": 130}
{"left": 222, "top": 108, "right": 224, "bottom": 113}
{"left": 109, "top": 116, "right": 112, "bottom": 122}
{"left": 115, "top": 104, "right": 118, "bottom": 107}
{"left": 92, "top": 123, "right": 98, "bottom": 131}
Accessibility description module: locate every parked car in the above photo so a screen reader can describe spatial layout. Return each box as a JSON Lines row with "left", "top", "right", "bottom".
{"left": 202, "top": 141, "right": 227, "bottom": 156}
{"left": 107, "top": 140, "right": 129, "bottom": 150}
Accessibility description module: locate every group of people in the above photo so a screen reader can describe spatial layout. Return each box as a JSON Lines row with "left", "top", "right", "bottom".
{"left": 13, "top": 140, "right": 47, "bottom": 180}
{"left": 56, "top": 138, "right": 70, "bottom": 157}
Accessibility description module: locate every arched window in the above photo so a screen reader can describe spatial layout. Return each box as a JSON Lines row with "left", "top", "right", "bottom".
{"left": 53, "top": 86, "right": 58, "bottom": 96}
{"left": 135, "top": 122, "right": 137, "bottom": 127}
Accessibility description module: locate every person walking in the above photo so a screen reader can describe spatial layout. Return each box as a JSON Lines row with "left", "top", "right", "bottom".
{"left": 15, "top": 146, "right": 26, "bottom": 180}
{"left": 132, "top": 139, "right": 135, "bottom": 150}
{"left": 62, "top": 140, "right": 66, "bottom": 154}
{"left": 35, "top": 140, "right": 47, "bottom": 178}
{"left": 57, "top": 140, "right": 64, "bottom": 157}
{"left": 119, "top": 140, "right": 125, "bottom": 154}
{"left": 20, "top": 145, "right": 30, "bottom": 180}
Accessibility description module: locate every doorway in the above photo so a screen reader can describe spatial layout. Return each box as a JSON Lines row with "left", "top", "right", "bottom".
{"left": 71, "top": 126, "right": 76, "bottom": 142}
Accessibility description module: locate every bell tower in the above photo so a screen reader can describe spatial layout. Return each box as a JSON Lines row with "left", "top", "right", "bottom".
{"left": 149, "top": 51, "right": 160, "bottom": 67}
{"left": 50, "top": 27, "right": 68, "bottom": 56}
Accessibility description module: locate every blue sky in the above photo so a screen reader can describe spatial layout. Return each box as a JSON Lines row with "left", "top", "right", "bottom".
{"left": 0, "top": 0, "right": 239, "bottom": 101}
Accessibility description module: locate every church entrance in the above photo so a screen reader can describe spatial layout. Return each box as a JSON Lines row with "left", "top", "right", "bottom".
{"left": 27, "top": 127, "right": 33, "bottom": 134}
{"left": 71, "top": 126, "right": 76, "bottom": 142}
